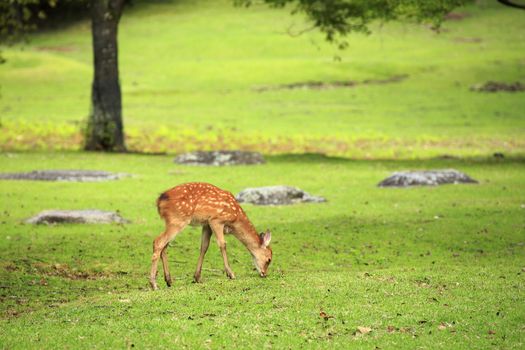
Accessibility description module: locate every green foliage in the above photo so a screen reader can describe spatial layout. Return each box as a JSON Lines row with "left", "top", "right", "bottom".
{"left": 0, "top": 0, "right": 39, "bottom": 45}
{"left": 0, "top": 0, "right": 67, "bottom": 43}
{"left": 0, "top": 152, "right": 524, "bottom": 348}
{"left": 0, "top": 0, "right": 90, "bottom": 63}
{"left": 236, "top": 0, "right": 475, "bottom": 47}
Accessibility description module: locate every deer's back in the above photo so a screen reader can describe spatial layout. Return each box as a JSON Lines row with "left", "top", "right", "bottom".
{"left": 157, "top": 182, "right": 243, "bottom": 225}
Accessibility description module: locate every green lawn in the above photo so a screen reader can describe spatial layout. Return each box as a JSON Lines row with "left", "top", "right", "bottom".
{"left": 0, "top": 0, "right": 524, "bottom": 157}
{"left": 0, "top": 152, "right": 524, "bottom": 348}
{"left": 0, "top": 0, "right": 524, "bottom": 348}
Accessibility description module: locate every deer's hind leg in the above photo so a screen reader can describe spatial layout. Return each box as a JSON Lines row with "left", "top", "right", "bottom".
{"left": 193, "top": 224, "right": 212, "bottom": 283}
{"left": 150, "top": 220, "right": 188, "bottom": 290}
{"left": 161, "top": 246, "right": 172, "bottom": 287}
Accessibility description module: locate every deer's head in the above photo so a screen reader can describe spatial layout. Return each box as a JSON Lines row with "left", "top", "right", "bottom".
{"left": 253, "top": 230, "right": 272, "bottom": 277}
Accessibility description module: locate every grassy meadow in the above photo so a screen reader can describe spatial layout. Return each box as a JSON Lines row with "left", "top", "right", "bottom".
{"left": 0, "top": 152, "right": 524, "bottom": 348}
{"left": 0, "top": 0, "right": 524, "bottom": 157}
{"left": 0, "top": 0, "right": 524, "bottom": 349}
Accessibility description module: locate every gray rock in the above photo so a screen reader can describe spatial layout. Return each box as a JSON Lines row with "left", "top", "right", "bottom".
{"left": 174, "top": 151, "right": 265, "bottom": 166}
{"left": 378, "top": 169, "right": 478, "bottom": 187}
{"left": 25, "top": 210, "right": 129, "bottom": 224}
{"left": 236, "top": 186, "right": 326, "bottom": 205}
{"left": 0, "top": 170, "right": 127, "bottom": 182}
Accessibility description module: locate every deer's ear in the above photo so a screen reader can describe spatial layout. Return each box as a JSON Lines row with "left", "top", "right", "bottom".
{"left": 261, "top": 229, "right": 271, "bottom": 247}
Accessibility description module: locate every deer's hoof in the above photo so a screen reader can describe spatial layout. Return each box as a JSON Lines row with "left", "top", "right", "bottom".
{"left": 164, "top": 275, "right": 172, "bottom": 287}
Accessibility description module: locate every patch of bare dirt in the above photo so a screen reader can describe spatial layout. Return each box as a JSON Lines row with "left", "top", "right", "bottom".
{"left": 253, "top": 74, "right": 408, "bottom": 92}
{"left": 25, "top": 262, "right": 114, "bottom": 280}
{"left": 453, "top": 37, "right": 482, "bottom": 43}
{"left": 4, "top": 261, "right": 114, "bottom": 285}
{"left": 36, "top": 46, "right": 76, "bottom": 52}
{"left": 471, "top": 81, "right": 525, "bottom": 92}
{"left": 37, "top": 263, "right": 112, "bottom": 280}
{"left": 444, "top": 12, "right": 469, "bottom": 21}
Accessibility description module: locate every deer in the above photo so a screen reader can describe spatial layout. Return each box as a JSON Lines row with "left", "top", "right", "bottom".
{"left": 150, "top": 182, "right": 272, "bottom": 290}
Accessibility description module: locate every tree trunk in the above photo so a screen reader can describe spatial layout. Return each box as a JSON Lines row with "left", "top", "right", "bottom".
{"left": 85, "top": 0, "right": 126, "bottom": 152}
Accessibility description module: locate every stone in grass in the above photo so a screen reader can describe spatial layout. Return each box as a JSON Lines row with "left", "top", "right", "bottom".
{"left": 378, "top": 169, "right": 478, "bottom": 187}
{"left": 0, "top": 170, "right": 127, "bottom": 182}
{"left": 174, "top": 151, "right": 265, "bottom": 166}
{"left": 25, "top": 210, "right": 129, "bottom": 225}
{"left": 236, "top": 186, "right": 326, "bottom": 205}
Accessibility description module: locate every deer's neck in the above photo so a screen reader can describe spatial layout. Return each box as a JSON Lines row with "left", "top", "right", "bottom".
{"left": 233, "top": 215, "right": 262, "bottom": 254}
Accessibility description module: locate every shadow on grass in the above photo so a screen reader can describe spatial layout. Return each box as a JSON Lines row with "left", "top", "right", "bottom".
{"left": 265, "top": 152, "right": 525, "bottom": 166}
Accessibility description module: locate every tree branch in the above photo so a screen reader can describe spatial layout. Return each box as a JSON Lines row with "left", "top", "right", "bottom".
{"left": 285, "top": 23, "right": 317, "bottom": 37}
{"left": 497, "top": 0, "right": 525, "bottom": 10}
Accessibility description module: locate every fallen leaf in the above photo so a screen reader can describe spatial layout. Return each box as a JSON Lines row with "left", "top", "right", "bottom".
{"left": 387, "top": 325, "right": 396, "bottom": 333}
{"left": 438, "top": 323, "right": 447, "bottom": 330}
{"left": 488, "top": 330, "right": 496, "bottom": 335}
{"left": 357, "top": 326, "right": 372, "bottom": 335}
{"left": 119, "top": 299, "right": 131, "bottom": 303}
{"left": 319, "top": 310, "right": 333, "bottom": 321}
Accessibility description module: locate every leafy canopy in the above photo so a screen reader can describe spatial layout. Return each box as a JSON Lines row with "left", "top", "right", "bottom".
{"left": 236, "top": 0, "right": 474, "bottom": 48}
{"left": 0, "top": 0, "right": 91, "bottom": 44}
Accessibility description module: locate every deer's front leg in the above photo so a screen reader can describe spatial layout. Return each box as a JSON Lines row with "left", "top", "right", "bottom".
{"left": 209, "top": 221, "right": 236, "bottom": 280}
{"left": 194, "top": 225, "right": 212, "bottom": 283}
{"left": 150, "top": 221, "right": 186, "bottom": 290}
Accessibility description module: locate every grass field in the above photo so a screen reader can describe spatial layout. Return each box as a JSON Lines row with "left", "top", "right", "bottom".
{"left": 1, "top": 0, "right": 524, "bottom": 348}
{"left": 0, "top": 0, "right": 524, "bottom": 157}
{"left": 0, "top": 152, "right": 524, "bottom": 348}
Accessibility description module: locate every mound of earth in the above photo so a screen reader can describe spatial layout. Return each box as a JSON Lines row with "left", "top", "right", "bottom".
{"left": 254, "top": 75, "right": 408, "bottom": 92}
{"left": 378, "top": 169, "right": 478, "bottom": 187}
{"left": 470, "top": 81, "right": 524, "bottom": 93}
{"left": 25, "top": 210, "right": 129, "bottom": 225}
{"left": 444, "top": 12, "right": 469, "bottom": 21}
{"left": 0, "top": 170, "right": 127, "bottom": 182}
{"left": 236, "top": 186, "right": 326, "bottom": 205}
{"left": 174, "top": 151, "right": 265, "bottom": 166}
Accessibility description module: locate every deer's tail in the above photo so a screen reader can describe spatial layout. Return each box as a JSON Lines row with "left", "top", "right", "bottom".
{"left": 156, "top": 192, "right": 170, "bottom": 217}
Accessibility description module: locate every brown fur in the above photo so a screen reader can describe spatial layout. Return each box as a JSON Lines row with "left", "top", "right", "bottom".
{"left": 149, "top": 182, "right": 272, "bottom": 290}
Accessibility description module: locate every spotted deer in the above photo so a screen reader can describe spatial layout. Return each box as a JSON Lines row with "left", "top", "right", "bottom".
{"left": 150, "top": 182, "right": 272, "bottom": 290}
